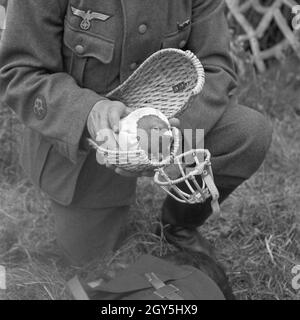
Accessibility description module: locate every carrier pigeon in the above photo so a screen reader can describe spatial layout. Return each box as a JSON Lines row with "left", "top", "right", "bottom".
{"left": 114, "top": 107, "right": 173, "bottom": 161}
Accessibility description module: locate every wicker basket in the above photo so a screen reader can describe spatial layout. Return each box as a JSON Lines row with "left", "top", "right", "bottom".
{"left": 89, "top": 48, "right": 205, "bottom": 172}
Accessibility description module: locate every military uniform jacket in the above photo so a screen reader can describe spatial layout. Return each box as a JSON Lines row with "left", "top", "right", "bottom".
{"left": 0, "top": 0, "right": 237, "bottom": 207}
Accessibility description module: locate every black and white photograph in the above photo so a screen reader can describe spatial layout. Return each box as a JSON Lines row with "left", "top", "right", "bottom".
{"left": 0, "top": 0, "right": 299, "bottom": 302}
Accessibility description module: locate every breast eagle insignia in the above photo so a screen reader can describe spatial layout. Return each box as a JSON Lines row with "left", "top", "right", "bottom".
{"left": 71, "top": 6, "right": 111, "bottom": 31}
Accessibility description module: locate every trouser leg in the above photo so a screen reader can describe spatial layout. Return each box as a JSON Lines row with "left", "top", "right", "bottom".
{"left": 162, "top": 186, "right": 234, "bottom": 227}
{"left": 51, "top": 201, "right": 130, "bottom": 265}
{"left": 162, "top": 104, "right": 273, "bottom": 228}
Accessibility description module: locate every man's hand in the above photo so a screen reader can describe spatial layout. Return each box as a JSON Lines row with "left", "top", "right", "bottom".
{"left": 87, "top": 100, "right": 131, "bottom": 148}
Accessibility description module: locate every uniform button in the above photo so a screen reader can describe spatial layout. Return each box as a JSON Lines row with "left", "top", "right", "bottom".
{"left": 130, "top": 62, "right": 138, "bottom": 71}
{"left": 179, "top": 40, "right": 187, "bottom": 49}
{"left": 75, "top": 44, "right": 85, "bottom": 54}
{"left": 138, "top": 24, "right": 147, "bottom": 34}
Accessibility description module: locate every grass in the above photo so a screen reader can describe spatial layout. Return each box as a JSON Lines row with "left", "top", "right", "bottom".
{"left": 0, "top": 55, "right": 299, "bottom": 300}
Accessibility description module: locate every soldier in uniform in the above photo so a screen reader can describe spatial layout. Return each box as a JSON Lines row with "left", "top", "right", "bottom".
{"left": 0, "top": 0, "right": 272, "bottom": 265}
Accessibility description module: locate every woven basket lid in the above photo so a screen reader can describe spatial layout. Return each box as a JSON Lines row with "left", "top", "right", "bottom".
{"left": 107, "top": 48, "right": 205, "bottom": 118}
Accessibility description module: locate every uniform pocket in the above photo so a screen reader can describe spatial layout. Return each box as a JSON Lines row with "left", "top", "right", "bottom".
{"left": 39, "top": 141, "right": 88, "bottom": 206}
{"left": 63, "top": 20, "right": 115, "bottom": 90}
{"left": 162, "top": 22, "right": 191, "bottom": 50}
{"left": 20, "top": 129, "right": 52, "bottom": 189}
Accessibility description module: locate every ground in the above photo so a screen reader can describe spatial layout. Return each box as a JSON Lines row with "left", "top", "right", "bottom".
{"left": 0, "top": 55, "right": 299, "bottom": 300}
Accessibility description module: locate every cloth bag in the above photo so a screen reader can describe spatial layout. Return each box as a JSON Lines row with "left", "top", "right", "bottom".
{"left": 68, "top": 254, "right": 225, "bottom": 300}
